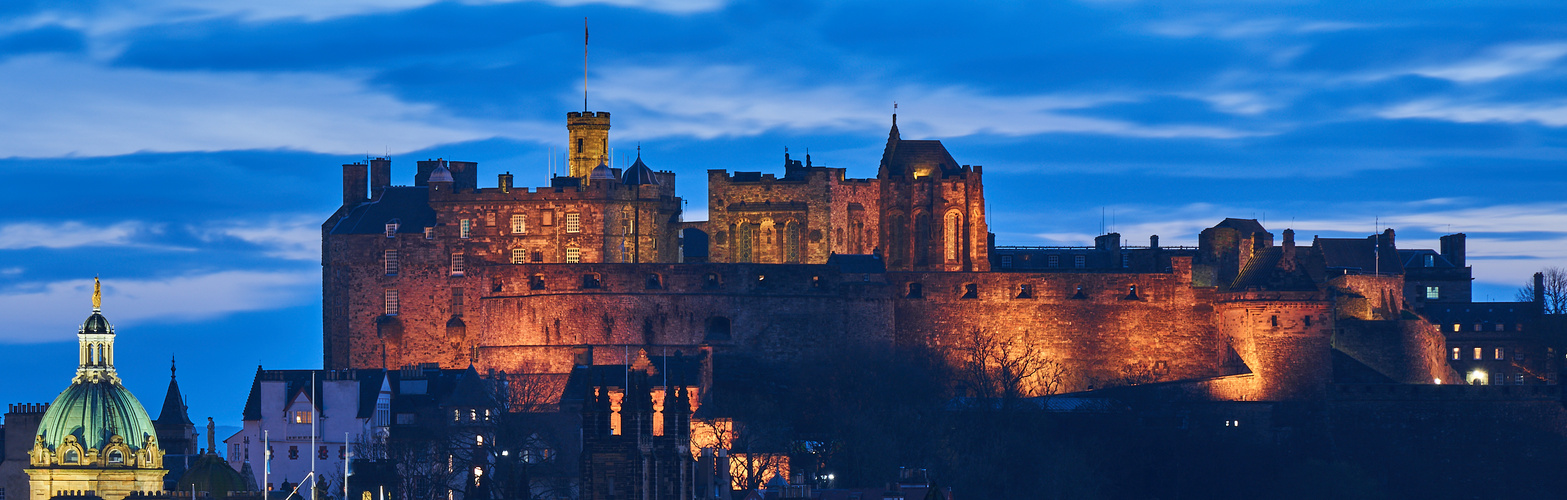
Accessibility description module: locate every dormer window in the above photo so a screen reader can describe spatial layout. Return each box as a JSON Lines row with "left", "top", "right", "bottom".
{"left": 294, "top": 410, "right": 313, "bottom": 424}
{"left": 385, "top": 221, "right": 399, "bottom": 237}
{"left": 108, "top": 450, "right": 124, "bottom": 463}
{"left": 64, "top": 450, "right": 78, "bottom": 463}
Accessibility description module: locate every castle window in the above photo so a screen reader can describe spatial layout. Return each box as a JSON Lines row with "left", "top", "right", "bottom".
{"left": 1001, "top": 255, "right": 1013, "bottom": 268}
{"left": 1016, "top": 284, "right": 1033, "bottom": 299}
{"left": 1425, "top": 254, "right": 1435, "bottom": 267}
{"left": 945, "top": 212, "right": 961, "bottom": 262}
{"left": 811, "top": 275, "right": 824, "bottom": 289}
{"left": 476, "top": 435, "right": 484, "bottom": 446}
{"left": 384, "top": 250, "right": 399, "bottom": 276}
{"left": 460, "top": 219, "right": 471, "bottom": 238}
{"left": 1125, "top": 284, "right": 1140, "bottom": 300}
{"left": 1473, "top": 347, "right": 1483, "bottom": 360}
{"left": 646, "top": 274, "right": 663, "bottom": 289}
{"left": 512, "top": 214, "right": 527, "bottom": 234}
{"left": 1496, "top": 324, "right": 1505, "bottom": 332}
{"left": 108, "top": 450, "right": 123, "bottom": 463}
{"left": 1495, "top": 348, "right": 1505, "bottom": 360}
{"left": 577, "top": 138, "right": 584, "bottom": 154}
{"left": 565, "top": 212, "right": 581, "bottom": 233}
{"left": 621, "top": 207, "right": 633, "bottom": 235}
{"left": 451, "top": 288, "right": 464, "bottom": 317}
{"left": 737, "top": 223, "right": 755, "bottom": 263}
{"left": 385, "top": 221, "right": 399, "bottom": 238}
{"left": 785, "top": 221, "right": 801, "bottom": 263}
{"left": 705, "top": 317, "right": 732, "bottom": 342}
{"left": 64, "top": 450, "right": 78, "bottom": 463}
{"left": 425, "top": 227, "right": 435, "bottom": 239}
{"left": 294, "top": 410, "right": 312, "bottom": 424}
{"left": 532, "top": 251, "right": 543, "bottom": 263}
{"left": 704, "top": 273, "right": 722, "bottom": 289}
{"left": 485, "top": 212, "right": 496, "bottom": 227}
{"left": 960, "top": 283, "right": 978, "bottom": 299}
{"left": 451, "top": 253, "right": 465, "bottom": 276}
{"left": 1452, "top": 347, "right": 1461, "bottom": 360}
{"left": 906, "top": 283, "right": 923, "bottom": 299}
{"left": 318, "top": 446, "right": 328, "bottom": 460}
{"left": 541, "top": 210, "right": 555, "bottom": 226}
{"left": 1453, "top": 324, "right": 1461, "bottom": 332}
{"left": 565, "top": 246, "right": 581, "bottom": 263}
{"left": 512, "top": 248, "right": 526, "bottom": 264}
{"left": 1304, "top": 315, "right": 1312, "bottom": 327}
{"left": 384, "top": 289, "right": 399, "bottom": 316}
{"left": 1270, "top": 315, "right": 1278, "bottom": 327}
{"left": 1047, "top": 255, "right": 1060, "bottom": 268}
{"left": 1426, "top": 286, "right": 1440, "bottom": 300}
{"left": 581, "top": 273, "right": 601, "bottom": 289}
{"left": 288, "top": 446, "right": 299, "bottom": 460}
{"left": 1474, "top": 323, "right": 1482, "bottom": 332}
{"left": 530, "top": 274, "right": 546, "bottom": 290}
{"left": 1074, "top": 255, "right": 1086, "bottom": 268}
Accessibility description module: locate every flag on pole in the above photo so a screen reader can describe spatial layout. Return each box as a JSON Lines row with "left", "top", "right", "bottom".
{"left": 585, "top": 19, "right": 589, "bottom": 44}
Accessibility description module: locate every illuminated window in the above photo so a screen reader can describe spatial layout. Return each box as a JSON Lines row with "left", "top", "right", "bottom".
{"left": 1453, "top": 324, "right": 1461, "bottom": 332}
{"left": 1473, "top": 347, "right": 1483, "bottom": 360}
{"left": 293, "top": 410, "right": 312, "bottom": 424}
{"left": 453, "top": 409, "right": 460, "bottom": 422}
{"left": 384, "top": 250, "right": 399, "bottom": 276}
{"left": 1074, "top": 255, "right": 1086, "bottom": 268}
{"left": 385, "top": 222, "right": 399, "bottom": 238}
{"left": 1425, "top": 286, "right": 1439, "bottom": 299}
{"left": 1425, "top": 254, "right": 1435, "bottom": 267}
{"left": 512, "top": 249, "right": 526, "bottom": 264}
{"left": 944, "top": 212, "right": 961, "bottom": 262}
{"left": 565, "top": 212, "right": 581, "bottom": 233}
{"left": 1495, "top": 348, "right": 1505, "bottom": 360}
{"left": 511, "top": 214, "right": 527, "bottom": 234}
{"left": 384, "top": 289, "right": 399, "bottom": 316}
{"left": 1452, "top": 347, "right": 1460, "bottom": 360}
{"left": 108, "top": 450, "right": 123, "bottom": 463}
{"left": 451, "top": 254, "right": 465, "bottom": 276}
{"left": 565, "top": 246, "right": 581, "bottom": 263}
{"left": 1474, "top": 323, "right": 1482, "bottom": 332}
{"left": 460, "top": 219, "right": 471, "bottom": 239}
{"left": 621, "top": 208, "right": 633, "bottom": 235}
{"left": 425, "top": 227, "right": 435, "bottom": 239}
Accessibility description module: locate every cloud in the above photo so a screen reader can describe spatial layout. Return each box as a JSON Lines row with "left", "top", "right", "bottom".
{"left": 194, "top": 215, "right": 322, "bottom": 261}
{"left": 0, "top": 221, "right": 155, "bottom": 249}
{"left": 0, "top": 271, "right": 318, "bottom": 343}
{"left": 1407, "top": 42, "right": 1567, "bottom": 83}
{"left": 0, "top": 55, "right": 532, "bottom": 158}
{"left": 1144, "top": 17, "right": 1370, "bottom": 40}
{"left": 1377, "top": 99, "right": 1567, "bottom": 127}
{"left": 598, "top": 64, "right": 1258, "bottom": 140}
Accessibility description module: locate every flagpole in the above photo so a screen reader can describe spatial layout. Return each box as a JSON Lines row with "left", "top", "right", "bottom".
{"left": 583, "top": 17, "right": 589, "bottom": 112}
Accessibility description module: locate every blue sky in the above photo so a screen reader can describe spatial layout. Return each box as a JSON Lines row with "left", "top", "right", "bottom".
{"left": 3, "top": 0, "right": 1567, "bottom": 430}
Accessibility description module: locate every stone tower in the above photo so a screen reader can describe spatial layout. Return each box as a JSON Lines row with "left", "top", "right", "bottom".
{"left": 568, "top": 111, "right": 611, "bottom": 180}
{"left": 876, "top": 115, "right": 989, "bottom": 272}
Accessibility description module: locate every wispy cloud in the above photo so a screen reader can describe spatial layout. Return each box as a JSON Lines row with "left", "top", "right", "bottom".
{"left": 1378, "top": 99, "right": 1567, "bottom": 127}
{"left": 194, "top": 215, "right": 322, "bottom": 261}
{"left": 1143, "top": 17, "right": 1371, "bottom": 40}
{"left": 1407, "top": 42, "right": 1567, "bottom": 83}
{"left": 599, "top": 65, "right": 1258, "bottom": 140}
{"left": 0, "top": 271, "right": 317, "bottom": 343}
{"left": 0, "top": 55, "right": 528, "bottom": 158}
{"left": 0, "top": 221, "right": 155, "bottom": 249}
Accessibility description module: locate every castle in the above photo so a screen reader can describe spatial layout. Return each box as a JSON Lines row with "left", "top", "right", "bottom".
{"left": 321, "top": 109, "right": 1467, "bottom": 403}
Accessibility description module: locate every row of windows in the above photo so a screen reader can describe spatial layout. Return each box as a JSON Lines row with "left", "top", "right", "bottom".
{"left": 997, "top": 254, "right": 1100, "bottom": 269}
{"left": 1452, "top": 323, "right": 1524, "bottom": 333}
{"left": 459, "top": 211, "right": 577, "bottom": 239}
{"left": 905, "top": 282, "right": 1142, "bottom": 300}
{"left": 1452, "top": 347, "right": 1507, "bottom": 361}
{"left": 276, "top": 445, "right": 345, "bottom": 461}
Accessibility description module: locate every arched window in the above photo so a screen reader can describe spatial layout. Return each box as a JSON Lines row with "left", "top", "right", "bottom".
{"left": 784, "top": 221, "right": 801, "bottom": 263}
{"left": 945, "top": 211, "right": 962, "bottom": 262}
{"left": 704, "top": 273, "right": 722, "bottom": 289}
{"left": 704, "top": 317, "right": 732, "bottom": 342}
{"left": 64, "top": 450, "right": 78, "bottom": 463}
{"left": 888, "top": 214, "right": 909, "bottom": 267}
{"left": 581, "top": 273, "right": 601, "bottom": 289}
{"left": 736, "top": 223, "right": 754, "bottom": 263}
{"left": 914, "top": 212, "right": 931, "bottom": 266}
{"left": 906, "top": 283, "right": 924, "bottom": 299}
{"left": 108, "top": 450, "right": 124, "bottom": 463}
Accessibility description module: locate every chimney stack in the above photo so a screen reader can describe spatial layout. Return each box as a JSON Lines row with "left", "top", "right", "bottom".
{"left": 1440, "top": 233, "right": 1467, "bottom": 268}
{"left": 370, "top": 157, "right": 392, "bottom": 198}
{"left": 341, "top": 162, "right": 367, "bottom": 206}
{"left": 1535, "top": 272, "right": 1546, "bottom": 313}
{"left": 1149, "top": 235, "right": 1159, "bottom": 250}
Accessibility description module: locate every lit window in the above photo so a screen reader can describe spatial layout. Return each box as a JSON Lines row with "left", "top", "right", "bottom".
{"left": 476, "top": 435, "right": 484, "bottom": 446}
{"left": 1453, "top": 324, "right": 1461, "bottom": 332}
{"left": 1074, "top": 255, "right": 1086, "bottom": 268}
{"left": 511, "top": 214, "right": 526, "bottom": 234}
{"left": 385, "top": 222, "right": 399, "bottom": 237}
{"left": 1496, "top": 324, "right": 1505, "bottom": 332}
{"left": 460, "top": 219, "right": 471, "bottom": 239}
{"left": 565, "top": 246, "right": 581, "bottom": 263}
{"left": 1425, "top": 255, "right": 1435, "bottom": 267}
{"left": 511, "top": 249, "right": 526, "bottom": 264}
{"left": 1452, "top": 347, "right": 1460, "bottom": 360}
{"left": 1495, "top": 348, "right": 1504, "bottom": 360}
{"left": 384, "top": 289, "right": 399, "bottom": 316}
{"left": 453, "top": 409, "right": 460, "bottom": 422}
{"left": 424, "top": 227, "right": 435, "bottom": 239}
{"left": 451, "top": 254, "right": 465, "bottom": 276}
{"left": 293, "top": 410, "right": 312, "bottom": 424}
{"left": 384, "top": 250, "right": 399, "bottom": 276}
{"left": 1473, "top": 347, "right": 1482, "bottom": 360}
{"left": 565, "top": 212, "right": 581, "bottom": 233}
{"left": 1425, "top": 286, "right": 1439, "bottom": 300}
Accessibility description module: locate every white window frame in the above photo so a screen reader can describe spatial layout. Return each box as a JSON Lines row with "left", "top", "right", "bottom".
{"left": 511, "top": 248, "right": 526, "bottom": 264}
{"left": 1425, "top": 286, "right": 1439, "bottom": 300}
{"left": 511, "top": 214, "right": 527, "bottom": 234}
{"left": 385, "top": 222, "right": 399, "bottom": 238}
{"left": 384, "top": 250, "right": 399, "bottom": 276}
{"left": 460, "top": 219, "right": 472, "bottom": 238}
{"left": 565, "top": 212, "right": 581, "bottom": 233}
{"left": 565, "top": 246, "right": 581, "bottom": 263}
{"left": 451, "top": 254, "right": 465, "bottom": 276}
{"left": 384, "top": 289, "right": 399, "bottom": 316}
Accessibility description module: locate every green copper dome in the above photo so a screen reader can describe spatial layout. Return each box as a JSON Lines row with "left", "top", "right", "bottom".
{"left": 37, "top": 379, "right": 160, "bottom": 452}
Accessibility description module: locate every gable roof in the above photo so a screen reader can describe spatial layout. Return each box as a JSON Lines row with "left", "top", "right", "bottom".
{"left": 328, "top": 186, "right": 436, "bottom": 235}
{"left": 878, "top": 120, "right": 960, "bottom": 178}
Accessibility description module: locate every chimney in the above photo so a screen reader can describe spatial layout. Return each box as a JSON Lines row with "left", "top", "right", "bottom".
{"left": 1535, "top": 272, "right": 1546, "bottom": 313}
{"left": 1381, "top": 228, "right": 1396, "bottom": 249}
{"left": 1440, "top": 233, "right": 1467, "bottom": 268}
{"left": 498, "top": 172, "right": 513, "bottom": 194}
{"left": 1280, "top": 229, "right": 1296, "bottom": 271}
{"left": 370, "top": 157, "right": 392, "bottom": 198}
{"left": 1149, "top": 235, "right": 1159, "bottom": 250}
{"left": 341, "top": 162, "right": 367, "bottom": 206}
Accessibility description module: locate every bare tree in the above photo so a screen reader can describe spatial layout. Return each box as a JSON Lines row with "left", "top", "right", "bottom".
{"left": 1516, "top": 267, "right": 1567, "bottom": 314}
{"left": 955, "top": 328, "right": 1067, "bottom": 403}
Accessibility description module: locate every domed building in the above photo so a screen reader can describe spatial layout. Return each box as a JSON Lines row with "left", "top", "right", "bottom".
{"left": 26, "top": 279, "right": 166, "bottom": 500}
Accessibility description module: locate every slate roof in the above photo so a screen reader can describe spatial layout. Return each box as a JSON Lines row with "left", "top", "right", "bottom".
{"left": 622, "top": 155, "right": 659, "bottom": 186}
{"left": 156, "top": 375, "right": 192, "bottom": 426}
{"left": 328, "top": 186, "right": 436, "bottom": 235}
{"left": 1398, "top": 249, "right": 1458, "bottom": 269}
{"left": 1317, "top": 237, "right": 1403, "bottom": 274}
{"left": 1230, "top": 247, "right": 1318, "bottom": 291}
{"left": 879, "top": 121, "right": 961, "bottom": 177}
{"left": 1332, "top": 349, "right": 1396, "bottom": 384}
